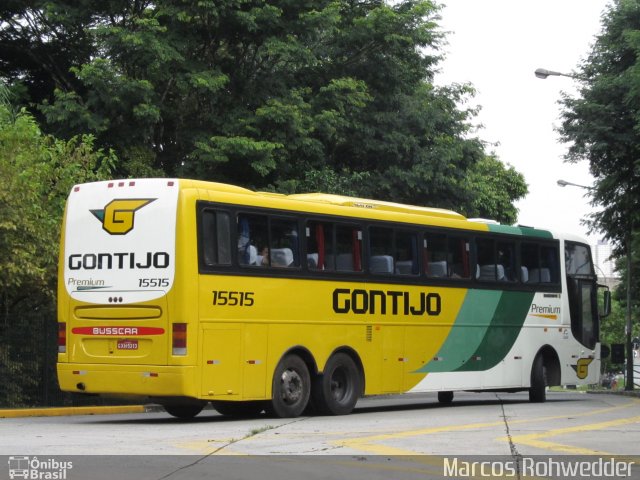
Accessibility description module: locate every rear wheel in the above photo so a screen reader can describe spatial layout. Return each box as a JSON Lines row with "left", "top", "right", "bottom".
{"left": 311, "top": 352, "right": 361, "bottom": 415}
{"left": 164, "top": 403, "right": 205, "bottom": 419}
{"left": 269, "top": 354, "right": 310, "bottom": 418}
{"left": 211, "top": 401, "right": 266, "bottom": 417}
{"left": 529, "top": 354, "right": 547, "bottom": 403}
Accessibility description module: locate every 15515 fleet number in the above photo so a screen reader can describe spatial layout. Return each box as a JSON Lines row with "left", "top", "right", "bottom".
{"left": 212, "top": 290, "right": 255, "bottom": 307}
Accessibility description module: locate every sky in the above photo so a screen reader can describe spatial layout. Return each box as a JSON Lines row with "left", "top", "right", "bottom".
{"left": 433, "top": 0, "right": 610, "bottom": 244}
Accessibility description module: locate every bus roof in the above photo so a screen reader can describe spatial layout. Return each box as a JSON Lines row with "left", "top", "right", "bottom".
{"left": 287, "top": 193, "right": 466, "bottom": 221}
{"left": 178, "top": 179, "right": 556, "bottom": 237}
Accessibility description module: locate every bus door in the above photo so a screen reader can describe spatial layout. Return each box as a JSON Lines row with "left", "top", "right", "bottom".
{"left": 565, "top": 242, "right": 598, "bottom": 350}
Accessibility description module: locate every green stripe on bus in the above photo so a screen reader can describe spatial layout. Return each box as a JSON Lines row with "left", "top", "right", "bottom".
{"left": 455, "top": 291, "right": 535, "bottom": 371}
{"left": 416, "top": 290, "right": 501, "bottom": 373}
{"left": 487, "top": 224, "right": 553, "bottom": 238}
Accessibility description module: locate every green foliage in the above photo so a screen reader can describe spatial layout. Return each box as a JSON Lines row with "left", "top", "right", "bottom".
{"left": 559, "top": 0, "right": 640, "bottom": 257}
{"left": 0, "top": 90, "right": 114, "bottom": 407}
{"left": 464, "top": 155, "right": 528, "bottom": 225}
{"left": 559, "top": 1, "right": 640, "bottom": 375}
{"left": 1, "top": 0, "right": 526, "bottom": 220}
{"left": 0, "top": 102, "right": 114, "bottom": 296}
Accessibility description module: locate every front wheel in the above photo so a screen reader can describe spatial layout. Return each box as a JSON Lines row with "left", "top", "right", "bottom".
{"left": 311, "top": 352, "right": 361, "bottom": 415}
{"left": 269, "top": 354, "right": 310, "bottom": 418}
{"left": 529, "top": 354, "right": 547, "bottom": 403}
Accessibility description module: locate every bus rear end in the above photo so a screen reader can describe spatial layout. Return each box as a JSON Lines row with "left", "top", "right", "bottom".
{"left": 56, "top": 179, "right": 197, "bottom": 406}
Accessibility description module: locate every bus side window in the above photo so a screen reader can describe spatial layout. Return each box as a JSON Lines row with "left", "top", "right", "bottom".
{"left": 306, "top": 221, "right": 334, "bottom": 271}
{"left": 424, "top": 233, "right": 448, "bottom": 278}
{"left": 237, "top": 214, "right": 268, "bottom": 266}
{"left": 476, "top": 238, "right": 498, "bottom": 281}
{"left": 395, "top": 231, "right": 419, "bottom": 276}
{"left": 270, "top": 218, "right": 299, "bottom": 268}
{"left": 497, "top": 240, "right": 517, "bottom": 282}
{"left": 449, "top": 236, "right": 471, "bottom": 279}
{"left": 541, "top": 245, "right": 560, "bottom": 283}
{"left": 202, "top": 210, "right": 231, "bottom": 266}
{"left": 369, "top": 227, "right": 394, "bottom": 274}
{"left": 521, "top": 242, "right": 539, "bottom": 283}
{"left": 335, "top": 225, "right": 362, "bottom": 272}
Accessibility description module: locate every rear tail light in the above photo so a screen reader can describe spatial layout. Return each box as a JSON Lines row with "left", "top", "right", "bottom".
{"left": 172, "top": 323, "right": 187, "bottom": 355}
{"left": 58, "top": 323, "right": 67, "bottom": 353}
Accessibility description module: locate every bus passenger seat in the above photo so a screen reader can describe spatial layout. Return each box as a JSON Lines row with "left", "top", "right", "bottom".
{"left": 370, "top": 255, "right": 394, "bottom": 274}
{"left": 520, "top": 266, "right": 529, "bottom": 283}
{"left": 271, "top": 248, "right": 293, "bottom": 267}
{"left": 307, "top": 253, "right": 319, "bottom": 269}
{"left": 239, "top": 245, "right": 258, "bottom": 265}
{"left": 395, "top": 260, "right": 414, "bottom": 275}
{"left": 336, "top": 254, "right": 354, "bottom": 271}
{"left": 478, "top": 265, "right": 497, "bottom": 281}
{"left": 529, "top": 268, "right": 551, "bottom": 283}
{"left": 427, "top": 261, "right": 447, "bottom": 277}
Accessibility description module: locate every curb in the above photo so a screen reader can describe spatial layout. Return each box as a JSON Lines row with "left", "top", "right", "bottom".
{"left": 587, "top": 389, "right": 640, "bottom": 398}
{"left": 0, "top": 405, "right": 151, "bottom": 418}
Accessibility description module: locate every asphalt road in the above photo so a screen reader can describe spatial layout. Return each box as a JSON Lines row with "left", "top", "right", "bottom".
{"left": 1, "top": 391, "right": 639, "bottom": 480}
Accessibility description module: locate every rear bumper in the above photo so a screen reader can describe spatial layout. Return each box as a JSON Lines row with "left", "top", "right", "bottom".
{"left": 57, "top": 363, "right": 199, "bottom": 399}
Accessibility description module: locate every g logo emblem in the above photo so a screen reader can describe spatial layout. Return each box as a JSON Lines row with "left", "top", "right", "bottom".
{"left": 572, "top": 357, "right": 594, "bottom": 380}
{"left": 91, "top": 199, "right": 155, "bottom": 235}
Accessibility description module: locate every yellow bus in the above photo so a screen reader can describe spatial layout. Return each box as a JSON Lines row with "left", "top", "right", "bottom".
{"left": 57, "top": 178, "right": 610, "bottom": 418}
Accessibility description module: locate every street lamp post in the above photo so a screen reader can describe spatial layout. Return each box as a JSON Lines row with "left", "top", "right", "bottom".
{"left": 543, "top": 67, "right": 636, "bottom": 390}
{"left": 557, "top": 179, "right": 594, "bottom": 190}
{"left": 535, "top": 68, "right": 581, "bottom": 80}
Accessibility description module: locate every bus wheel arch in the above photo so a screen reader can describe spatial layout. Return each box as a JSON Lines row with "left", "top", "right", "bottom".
{"left": 311, "top": 348, "right": 363, "bottom": 416}
{"left": 268, "top": 347, "right": 316, "bottom": 418}
{"left": 529, "top": 346, "right": 560, "bottom": 403}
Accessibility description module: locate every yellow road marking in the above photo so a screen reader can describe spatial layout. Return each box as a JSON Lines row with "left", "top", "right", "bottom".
{"left": 335, "top": 398, "right": 640, "bottom": 456}
{"left": 502, "top": 415, "right": 640, "bottom": 455}
{"left": 175, "top": 396, "right": 640, "bottom": 457}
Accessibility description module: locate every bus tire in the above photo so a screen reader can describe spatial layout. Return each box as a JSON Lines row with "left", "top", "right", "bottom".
{"left": 311, "top": 352, "right": 361, "bottom": 415}
{"left": 164, "top": 403, "right": 205, "bottom": 419}
{"left": 438, "top": 391, "right": 454, "bottom": 404}
{"left": 269, "top": 354, "right": 310, "bottom": 418}
{"left": 212, "top": 401, "right": 266, "bottom": 417}
{"left": 529, "top": 354, "right": 547, "bottom": 403}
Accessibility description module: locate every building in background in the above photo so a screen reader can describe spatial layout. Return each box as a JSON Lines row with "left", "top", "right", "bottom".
{"left": 593, "top": 240, "right": 620, "bottom": 289}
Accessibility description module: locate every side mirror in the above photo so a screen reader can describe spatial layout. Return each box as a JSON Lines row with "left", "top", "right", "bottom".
{"left": 600, "top": 344, "right": 610, "bottom": 359}
{"left": 598, "top": 285, "right": 611, "bottom": 318}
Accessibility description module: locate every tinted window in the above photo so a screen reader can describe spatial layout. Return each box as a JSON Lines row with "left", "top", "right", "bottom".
{"left": 201, "top": 210, "right": 231, "bottom": 266}
{"left": 237, "top": 214, "right": 299, "bottom": 268}
{"left": 424, "top": 233, "right": 470, "bottom": 279}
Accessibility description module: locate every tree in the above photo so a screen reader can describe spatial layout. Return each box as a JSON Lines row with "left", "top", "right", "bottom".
{"left": 559, "top": 0, "right": 640, "bottom": 253}
{"left": 558, "top": 0, "right": 640, "bottom": 389}
{"left": 1, "top": 0, "right": 527, "bottom": 219}
{"left": 0, "top": 89, "right": 114, "bottom": 406}
{"left": 463, "top": 154, "right": 528, "bottom": 225}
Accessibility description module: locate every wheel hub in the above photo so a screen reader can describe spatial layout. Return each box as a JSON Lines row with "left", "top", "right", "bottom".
{"left": 281, "top": 369, "right": 303, "bottom": 404}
